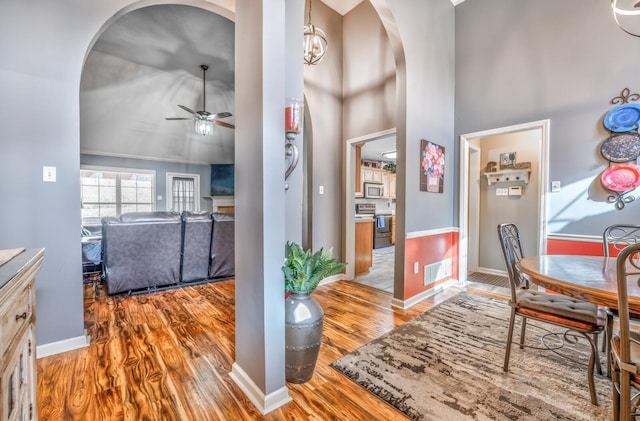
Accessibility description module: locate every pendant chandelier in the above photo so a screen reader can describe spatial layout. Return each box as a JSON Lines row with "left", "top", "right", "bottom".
{"left": 303, "top": 0, "right": 328, "bottom": 65}
{"left": 612, "top": 0, "right": 640, "bottom": 37}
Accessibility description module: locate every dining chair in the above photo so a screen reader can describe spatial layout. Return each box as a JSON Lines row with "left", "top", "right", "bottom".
{"left": 603, "top": 224, "right": 640, "bottom": 377}
{"left": 497, "top": 223, "right": 605, "bottom": 405}
{"left": 611, "top": 242, "right": 640, "bottom": 420}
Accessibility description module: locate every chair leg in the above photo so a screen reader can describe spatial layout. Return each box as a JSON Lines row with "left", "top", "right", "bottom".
{"left": 606, "top": 312, "right": 614, "bottom": 378}
{"left": 519, "top": 316, "right": 527, "bottom": 349}
{"left": 504, "top": 308, "right": 517, "bottom": 372}
{"left": 612, "top": 364, "right": 621, "bottom": 421}
{"left": 621, "top": 370, "right": 632, "bottom": 420}
{"left": 584, "top": 333, "right": 599, "bottom": 405}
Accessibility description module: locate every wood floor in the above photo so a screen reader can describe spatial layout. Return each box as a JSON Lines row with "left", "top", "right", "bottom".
{"left": 37, "top": 279, "right": 479, "bottom": 420}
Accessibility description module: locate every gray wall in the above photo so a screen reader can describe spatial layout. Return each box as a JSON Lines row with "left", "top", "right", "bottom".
{"left": 343, "top": 1, "right": 396, "bottom": 140}
{"left": 303, "top": 2, "right": 344, "bottom": 256}
{"left": 81, "top": 154, "right": 212, "bottom": 211}
{"left": 455, "top": 0, "right": 640, "bottom": 236}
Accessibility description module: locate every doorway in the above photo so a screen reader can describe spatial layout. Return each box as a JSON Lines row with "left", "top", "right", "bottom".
{"left": 345, "top": 128, "right": 397, "bottom": 292}
{"left": 458, "top": 120, "right": 550, "bottom": 284}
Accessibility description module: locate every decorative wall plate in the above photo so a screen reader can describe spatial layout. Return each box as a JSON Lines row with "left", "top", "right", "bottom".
{"left": 603, "top": 103, "right": 640, "bottom": 132}
{"left": 601, "top": 164, "right": 640, "bottom": 192}
{"left": 601, "top": 132, "right": 640, "bottom": 163}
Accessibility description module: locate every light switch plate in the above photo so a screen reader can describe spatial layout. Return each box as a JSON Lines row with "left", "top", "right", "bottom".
{"left": 551, "top": 180, "right": 561, "bottom": 192}
{"left": 496, "top": 188, "right": 508, "bottom": 196}
{"left": 43, "top": 166, "right": 56, "bottom": 182}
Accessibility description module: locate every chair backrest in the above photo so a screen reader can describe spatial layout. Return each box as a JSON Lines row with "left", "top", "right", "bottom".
{"left": 497, "top": 223, "right": 529, "bottom": 302}
{"left": 615, "top": 243, "right": 640, "bottom": 364}
{"left": 603, "top": 224, "right": 640, "bottom": 257}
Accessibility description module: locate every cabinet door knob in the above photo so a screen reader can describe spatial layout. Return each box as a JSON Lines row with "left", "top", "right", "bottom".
{"left": 15, "top": 312, "right": 27, "bottom": 321}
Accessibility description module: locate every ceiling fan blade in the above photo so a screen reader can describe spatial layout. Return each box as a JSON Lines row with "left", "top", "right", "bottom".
{"left": 178, "top": 105, "right": 196, "bottom": 115}
{"left": 165, "top": 117, "right": 192, "bottom": 120}
{"left": 211, "top": 112, "right": 232, "bottom": 119}
{"left": 213, "top": 120, "right": 235, "bottom": 129}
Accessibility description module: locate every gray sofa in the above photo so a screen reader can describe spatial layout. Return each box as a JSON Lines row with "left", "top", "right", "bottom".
{"left": 101, "top": 211, "right": 234, "bottom": 295}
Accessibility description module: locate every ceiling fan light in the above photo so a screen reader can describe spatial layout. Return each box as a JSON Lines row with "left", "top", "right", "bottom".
{"left": 303, "top": 24, "right": 328, "bottom": 65}
{"left": 194, "top": 119, "right": 213, "bottom": 136}
{"left": 382, "top": 150, "right": 397, "bottom": 160}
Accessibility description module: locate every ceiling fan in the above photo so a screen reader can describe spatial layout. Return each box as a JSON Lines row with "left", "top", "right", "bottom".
{"left": 165, "top": 64, "right": 234, "bottom": 134}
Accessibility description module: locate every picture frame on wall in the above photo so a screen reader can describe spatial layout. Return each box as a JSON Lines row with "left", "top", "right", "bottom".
{"left": 420, "top": 139, "right": 445, "bottom": 193}
{"left": 499, "top": 152, "right": 516, "bottom": 170}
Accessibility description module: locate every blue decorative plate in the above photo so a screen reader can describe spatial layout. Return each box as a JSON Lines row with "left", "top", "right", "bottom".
{"left": 604, "top": 104, "right": 640, "bottom": 132}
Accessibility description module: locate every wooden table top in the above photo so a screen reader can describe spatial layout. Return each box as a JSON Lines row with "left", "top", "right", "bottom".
{"left": 517, "top": 254, "right": 640, "bottom": 312}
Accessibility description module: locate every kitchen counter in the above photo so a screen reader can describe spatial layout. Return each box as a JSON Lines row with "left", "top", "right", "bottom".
{"left": 355, "top": 218, "right": 374, "bottom": 275}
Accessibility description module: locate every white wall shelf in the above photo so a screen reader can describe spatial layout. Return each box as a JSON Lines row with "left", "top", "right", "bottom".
{"left": 484, "top": 169, "right": 531, "bottom": 185}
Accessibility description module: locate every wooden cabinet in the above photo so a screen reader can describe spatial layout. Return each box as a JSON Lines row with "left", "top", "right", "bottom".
{"left": 355, "top": 220, "right": 373, "bottom": 275}
{"left": 0, "top": 249, "right": 43, "bottom": 421}
{"left": 391, "top": 215, "right": 396, "bottom": 245}
{"left": 361, "top": 168, "right": 395, "bottom": 199}
{"left": 362, "top": 168, "right": 384, "bottom": 184}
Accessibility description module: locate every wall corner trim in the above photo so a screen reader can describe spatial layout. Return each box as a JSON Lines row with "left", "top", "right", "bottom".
{"left": 230, "top": 363, "right": 292, "bottom": 415}
{"left": 36, "top": 334, "right": 90, "bottom": 359}
{"left": 318, "top": 273, "right": 344, "bottom": 287}
{"left": 391, "top": 279, "right": 459, "bottom": 309}
{"left": 406, "top": 226, "right": 459, "bottom": 239}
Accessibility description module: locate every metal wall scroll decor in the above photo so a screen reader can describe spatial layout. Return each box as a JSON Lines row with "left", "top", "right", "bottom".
{"left": 600, "top": 88, "right": 640, "bottom": 209}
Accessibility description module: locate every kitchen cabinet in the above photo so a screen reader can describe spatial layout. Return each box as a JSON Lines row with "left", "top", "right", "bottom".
{"left": 362, "top": 168, "right": 384, "bottom": 184}
{"left": 391, "top": 215, "right": 396, "bottom": 245}
{"left": 0, "top": 249, "right": 43, "bottom": 421}
{"left": 360, "top": 167, "right": 396, "bottom": 199}
{"left": 355, "top": 219, "right": 373, "bottom": 275}
{"left": 381, "top": 172, "right": 397, "bottom": 199}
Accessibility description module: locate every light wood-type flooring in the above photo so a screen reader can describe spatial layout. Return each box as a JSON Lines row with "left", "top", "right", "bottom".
{"left": 37, "top": 279, "right": 478, "bottom": 420}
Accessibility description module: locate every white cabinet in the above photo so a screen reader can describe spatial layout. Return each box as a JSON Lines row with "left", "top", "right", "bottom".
{"left": 0, "top": 249, "right": 43, "bottom": 421}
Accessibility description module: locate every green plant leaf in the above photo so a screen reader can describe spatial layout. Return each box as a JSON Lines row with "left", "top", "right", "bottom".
{"left": 282, "top": 242, "right": 347, "bottom": 293}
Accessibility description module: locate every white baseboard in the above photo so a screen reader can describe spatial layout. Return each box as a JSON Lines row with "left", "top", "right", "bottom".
{"left": 391, "top": 278, "right": 459, "bottom": 309}
{"left": 36, "top": 333, "right": 90, "bottom": 359}
{"left": 230, "top": 363, "right": 292, "bottom": 415}
{"left": 318, "top": 273, "right": 343, "bottom": 287}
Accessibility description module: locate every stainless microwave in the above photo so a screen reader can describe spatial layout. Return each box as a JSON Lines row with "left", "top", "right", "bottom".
{"left": 364, "top": 183, "right": 384, "bottom": 198}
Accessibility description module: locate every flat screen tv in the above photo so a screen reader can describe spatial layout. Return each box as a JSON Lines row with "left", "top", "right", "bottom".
{"left": 210, "top": 164, "right": 234, "bottom": 196}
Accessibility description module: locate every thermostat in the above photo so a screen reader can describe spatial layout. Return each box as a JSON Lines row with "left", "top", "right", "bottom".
{"left": 508, "top": 186, "right": 523, "bottom": 196}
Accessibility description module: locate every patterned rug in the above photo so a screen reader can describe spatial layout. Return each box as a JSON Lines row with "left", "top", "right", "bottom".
{"left": 330, "top": 292, "right": 611, "bottom": 420}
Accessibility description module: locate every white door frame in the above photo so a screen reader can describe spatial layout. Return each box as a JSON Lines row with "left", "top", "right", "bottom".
{"left": 166, "top": 172, "right": 201, "bottom": 212}
{"left": 458, "top": 119, "right": 550, "bottom": 283}
{"left": 467, "top": 143, "right": 481, "bottom": 273}
{"left": 344, "top": 128, "right": 396, "bottom": 280}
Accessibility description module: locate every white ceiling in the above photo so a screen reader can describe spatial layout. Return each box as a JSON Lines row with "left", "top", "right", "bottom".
{"left": 361, "top": 133, "right": 396, "bottom": 163}
{"left": 320, "top": 0, "right": 465, "bottom": 15}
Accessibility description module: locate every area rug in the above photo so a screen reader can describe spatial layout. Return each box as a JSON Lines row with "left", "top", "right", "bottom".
{"left": 330, "top": 292, "right": 612, "bottom": 420}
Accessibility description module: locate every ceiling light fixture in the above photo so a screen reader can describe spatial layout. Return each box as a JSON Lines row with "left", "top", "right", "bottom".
{"left": 382, "top": 150, "right": 397, "bottom": 160}
{"left": 612, "top": 0, "right": 640, "bottom": 37}
{"left": 303, "top": 0, "right": 328, "bottom": 65}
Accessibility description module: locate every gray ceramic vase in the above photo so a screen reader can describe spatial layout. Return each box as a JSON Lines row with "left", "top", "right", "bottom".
{"left": 285, "top": 292, "right": 324, "bottom": 383}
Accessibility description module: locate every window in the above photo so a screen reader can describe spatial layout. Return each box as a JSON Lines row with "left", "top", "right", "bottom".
{"left": 166, "top": 172, "right": 200, "bottom": 212}
{"left": 80, "top": 166, "right": 155, "bottom": 225}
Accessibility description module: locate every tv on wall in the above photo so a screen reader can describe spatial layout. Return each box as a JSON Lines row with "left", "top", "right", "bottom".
{"left": 210, "top": 164, "right": 234, "bottom": 196}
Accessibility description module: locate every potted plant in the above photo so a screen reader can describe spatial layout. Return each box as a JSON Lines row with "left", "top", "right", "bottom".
{"left": 282, "top": 241, "right": 347, "bottom": 383}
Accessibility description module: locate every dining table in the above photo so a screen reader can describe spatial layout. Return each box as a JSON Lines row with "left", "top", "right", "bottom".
{"left": 516, "top": 254, "right": 640, "bottom": 313}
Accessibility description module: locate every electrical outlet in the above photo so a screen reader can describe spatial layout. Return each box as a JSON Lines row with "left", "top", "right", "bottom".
{"left": 414, "top": 262, "right": 419, "bottom": 274}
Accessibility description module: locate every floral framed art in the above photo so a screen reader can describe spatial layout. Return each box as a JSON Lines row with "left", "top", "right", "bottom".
{"left": 420, "top": 139, "right": 445, "bottom": 193}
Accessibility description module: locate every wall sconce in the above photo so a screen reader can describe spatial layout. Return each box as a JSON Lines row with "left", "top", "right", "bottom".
{"left": 285, "top": 98, "right": 304, "bottom": 190}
